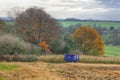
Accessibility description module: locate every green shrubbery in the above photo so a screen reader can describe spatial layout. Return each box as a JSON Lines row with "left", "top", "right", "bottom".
{"left": 50, "top": 39, "right": 65, "bottom": 53}
{"left": 0, "top": 34, "right": 40, "bottom": 62}
{"left": 0, "top": 34, "right": 42, "bottom": 55}
{"left": 0, "top": 19, "right": 5, "bottom": 25}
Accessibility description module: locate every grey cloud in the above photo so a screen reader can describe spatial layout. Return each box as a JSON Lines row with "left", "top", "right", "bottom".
{"left": 99, "top": 9, "right": 120, "bottom": 21}
{"left": 74, "top": 8, "right": 120, "bottom": 21}
{"left": 58, "top": 0, "right": 102, "bottom": 9}
{"left": 97, "top": 0, "right": 120, "bottom": 8}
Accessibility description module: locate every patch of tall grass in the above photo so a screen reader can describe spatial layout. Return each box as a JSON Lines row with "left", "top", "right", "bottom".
{"left": 0, "top": 76, "right": 4, "bottom": 80}
{"left": 38, "top": 55, "right": 120, "bottom": 64}
{"left": 80, "top": 55, "right": 120, "bottom": 64}
{"left": 0, "top": 54, "right": 38, "bottom": 62}
{"left": 39, "top": 55, "right": 65, "bottom": 63}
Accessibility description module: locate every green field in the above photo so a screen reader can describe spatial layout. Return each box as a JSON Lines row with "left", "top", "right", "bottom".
{"left": 6, "top": 21, "right": 120, "bottom": 29}
{"left": 105, "top": 46, "right": 120, "bottom": 56}
{"left": 0, "top": 63, "right": 18, "bottom": 71}
{"left": 59, "top": 21, "right": 120, "bottom": 28}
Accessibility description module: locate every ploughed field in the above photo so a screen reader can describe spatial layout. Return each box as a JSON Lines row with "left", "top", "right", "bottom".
{"left": 0, "top": 62, "right": 120, "bottom": 80}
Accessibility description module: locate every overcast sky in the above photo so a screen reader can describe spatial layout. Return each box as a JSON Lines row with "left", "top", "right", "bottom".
{"left": 0, "top": 0, "right": 120, "bottom": 21}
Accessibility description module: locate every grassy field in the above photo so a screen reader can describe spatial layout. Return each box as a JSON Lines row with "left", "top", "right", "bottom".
{"left": 59, "top": 21, "right": 120, "bottom": 28}
{"left": 0, "top": 63, "right": 18, "bottom": 71}
{"left": 6, "top": 21, "right": 120, "bottom": 28}
{"left": 0, "top": 63, "right": 18, "bottom": 80}
{"left": 105, "top": 46, "right": 120, "bottom": 56}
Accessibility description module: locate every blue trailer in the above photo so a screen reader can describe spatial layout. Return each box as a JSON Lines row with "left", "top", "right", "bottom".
{"left": 64, "top": 54, "right": 80, "bottom": 62}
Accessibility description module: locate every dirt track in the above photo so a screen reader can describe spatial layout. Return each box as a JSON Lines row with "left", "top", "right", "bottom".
{"left": 0, "top": 62, "right": 120, "bottom": 80}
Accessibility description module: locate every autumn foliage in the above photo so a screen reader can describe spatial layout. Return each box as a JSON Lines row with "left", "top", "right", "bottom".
{"left": 38, "top": 40, "right": 51, "bottom": 53}
{"left": 72, "top": 26, "right": 104, "bottom": 56}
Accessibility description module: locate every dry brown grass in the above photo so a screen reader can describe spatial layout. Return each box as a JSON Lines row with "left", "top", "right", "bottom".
{"left": 80, "top": 55, "right": 120, "bottom": 64}
{"left": 0, "top": 62, "right": 120, "bottom": 80}
{"left": 38, "top": 55, "right": 120, "bottom": 64}
{"left": 0, "top": 55, "right": 120, "bottom": 80}
{"left": 50, "top": 63, "right": 120, "bottom": 80}
{"left": 38, "top": 55, "right": 64, "bottom": 63}
{"left": 0, "top": 62, "right": 66, "bottom": 80}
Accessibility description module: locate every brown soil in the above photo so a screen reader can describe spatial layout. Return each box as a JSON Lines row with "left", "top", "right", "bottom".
{"left": 0, "top": 62, "right": 120, "bottom": 80}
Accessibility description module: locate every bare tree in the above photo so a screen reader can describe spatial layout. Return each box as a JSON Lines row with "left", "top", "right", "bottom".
{"left": 16, "top": 7, "right": 61, "bottom": 45}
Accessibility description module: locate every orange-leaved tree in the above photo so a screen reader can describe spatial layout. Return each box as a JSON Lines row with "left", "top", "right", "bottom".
{"left": 72, "top": 26, "right": 104, "bottom": 56}
{"left": 38, "top": 40, "right": 51, "bottom": 53}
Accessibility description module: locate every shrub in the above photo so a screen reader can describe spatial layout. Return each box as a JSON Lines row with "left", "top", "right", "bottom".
{"left": 0, "top": 54, "right": 38, "bottom": 62}
{"left": 62, "top": 45, "right": 71, "bottom": 53}
{"left": 0, "top": 54, "right": 5, "bottom": 61}
{"left": 0, "top": 34, "right": 42, "bottom": 55}
{"left": 0, "top": 19, "right": 5, "bottom": 25}
{"left": 50, "top": 39, "right": 65, "bottom": 54}
{"left": 18, "top": 55, "right": 38, "bottom": 62}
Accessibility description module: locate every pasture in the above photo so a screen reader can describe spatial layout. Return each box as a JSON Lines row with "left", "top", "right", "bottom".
{"left": 0, "top": 63, "right": 18, "bottom": 71}
{"left": 6, "top": 21, "right": 120, "bottom": 29}
{"left": 105, "top": 46, "right": 120, "bottom": 56}
{"left": 59, "top": 21, "right": 120, "bottom": 28}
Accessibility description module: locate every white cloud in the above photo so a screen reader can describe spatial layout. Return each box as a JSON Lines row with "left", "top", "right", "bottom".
{"left": 0, "top": 0, "right": 119, "bottom": 20}
{"left": 67, "top": 7, "right": 107, "bottom": 13}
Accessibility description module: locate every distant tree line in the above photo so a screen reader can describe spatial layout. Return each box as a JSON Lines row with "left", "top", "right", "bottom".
{"left": 58, "top": 18, "right": 120, "bottom": 22}
{"left": 63, "top": 24, "right": 120, "bottom": 46}
{"left": 95, "top": 26, "right": 120, "bottom": 46}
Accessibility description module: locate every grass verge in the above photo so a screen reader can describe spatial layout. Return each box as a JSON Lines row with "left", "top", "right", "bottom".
{"left": 0, "top": 76, "right": 4, "bottom": 80}
{"left": 0, "top": 63, "right": 18, "bottom": 71}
